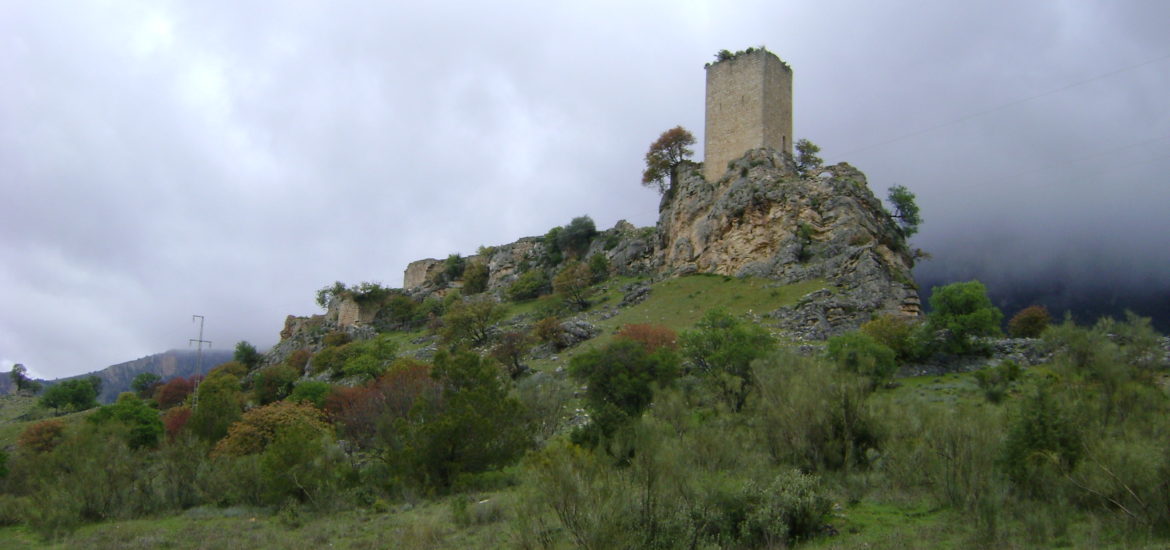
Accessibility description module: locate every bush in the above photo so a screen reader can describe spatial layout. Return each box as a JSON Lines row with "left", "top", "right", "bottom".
{"left": 288, "top": 381, "right": 332, "bottom": 408}
{"left": 154, "top": 376, "right": 197, "bottom": 409}
{"left": 558, "top": 216, "right": 597, "bottom": 259}
{"left": 615, "top": 323, "right": 678, "bottom": 353}
{"left": 444, "top": 253, "right": 466, "bottom": 283}
{"left": 88, "top": 393, "right": 164, "bottom": 449}
{"left": 1008, "top": 305, "right": 1051, "bottom": 338}
{"left": 569, "top": 340, "right": 680, "bottom": 444}
{"left": 753, "top": 351, "right": 883, "bottom": 472}
{"left": 587, "top": 253, "right": 609, "bottom": 282}
{"left": 162, "top": 406, "right": 192, "bottom": 440}
{"left": 39, "top": 377, "right": 101, "bottom": 413}
{"left": 553, "top": 261, "right": 593, "bottom": 310}
{"left": 679, "top": 310, "right": 775, "bottom": 412}
{"left": 927, "top": 280, "right": 1003, "bottom": 355}
{"left": 973, "top": 360, "right": 1022, "bottom": 403}
{"left": 507, "top": 269, "right": 550, "bottom": 302}
{"left": 212, "top": 401, "right": 331, "bottom": 457}
{"left": 860, "top": 314, "right": 923, "bottom": 361}
{"left": 253, "top": 364, "right": 299, "bottom": 405}
{"left": 322, "top": 331, "right": 351, "bottom": 348}
{"left": 532, "top": 316, "right": 565, "bottom": 349}
{"left": 440, "top": 296, "right": 505, "bottom": 348}
{"left": 18, "top": 420, "right": 67, "bottom": 454}
{"left": 490, "top": 331, "right": 533, "bottom": 379}
{"left": 462, "top": 261, "right": 490, "bottom": 294}
{"left": 1000, "top": 383, "right": 1083, "bottom": 498}
{"left": 825, "top": 332, "right": 898, "bottom": 386}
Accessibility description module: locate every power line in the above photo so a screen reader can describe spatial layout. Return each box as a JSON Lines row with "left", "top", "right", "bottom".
{"left": 839, "top": 52, "right": 1170, "bottom": 157}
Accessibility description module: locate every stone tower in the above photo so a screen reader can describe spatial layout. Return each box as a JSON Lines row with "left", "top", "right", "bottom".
{"left": 703, "top": 49, "right": 793, "bottom": 182}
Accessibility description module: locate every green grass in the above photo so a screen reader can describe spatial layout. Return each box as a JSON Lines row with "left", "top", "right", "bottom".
{"left": 520, "top": 274, "right": 826, "bottom": 373}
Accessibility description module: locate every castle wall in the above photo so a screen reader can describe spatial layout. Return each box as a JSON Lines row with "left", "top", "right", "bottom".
{"left": 703, "top": 50, "right": 792, "bottom": 182}
{"left": 404, "top": 258, "right": 443, "bottom": 289}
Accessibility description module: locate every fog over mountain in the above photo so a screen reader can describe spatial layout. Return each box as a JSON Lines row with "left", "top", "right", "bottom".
{"left": 2, "top": 1, "right": 1168, "bottom": 378}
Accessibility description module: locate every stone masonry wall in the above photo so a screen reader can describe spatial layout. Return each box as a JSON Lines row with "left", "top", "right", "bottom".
{"left": 703, "top": 49, "right": 792, "bottom": 182}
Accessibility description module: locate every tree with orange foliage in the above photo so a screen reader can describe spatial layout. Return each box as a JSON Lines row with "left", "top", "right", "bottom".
{"left": 642, "top": 126, "right": 696, "bottom": 195}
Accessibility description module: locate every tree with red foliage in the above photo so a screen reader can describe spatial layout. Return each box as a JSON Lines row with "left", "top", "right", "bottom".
{"left": 325, "top": 360, "right": 439, "bottom": 448}
{"left": 162, "top": 406, "right": 193, "bottom": 441}
{"left": 154, "top": 375, "right": 199, "bottom": 409}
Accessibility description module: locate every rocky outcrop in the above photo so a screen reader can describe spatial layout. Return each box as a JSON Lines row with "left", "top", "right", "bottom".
{"left": 658, "top": 149, "right": 919, "bottom": 337}
{"left": 383, "top": 147, "right": 918, "bottom": 340}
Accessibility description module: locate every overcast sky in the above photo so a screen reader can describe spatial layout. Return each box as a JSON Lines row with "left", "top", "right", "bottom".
{"left": 3, "top": 1, "right": 1168, "bottom": 379}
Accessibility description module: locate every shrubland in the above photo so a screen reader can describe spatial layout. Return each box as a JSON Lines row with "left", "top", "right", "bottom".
{"left": 0, "top": 268, "right": 1167, "bottom": 549}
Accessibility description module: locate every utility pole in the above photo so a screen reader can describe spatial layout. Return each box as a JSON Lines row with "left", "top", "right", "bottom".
{"left": 189, "top": 315, "right": 212, "bottom": 404}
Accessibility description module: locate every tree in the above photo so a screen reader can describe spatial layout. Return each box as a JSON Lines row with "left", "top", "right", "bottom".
{"left": 131, "top": 372, "right": 162, "bottom": 399}
{"left": 825, "top": 332, "right": 898, "bottom": 386}
{"left": 154, "top": 375, "right": 198, "bottom": 409}
{"left": 557, "top": 216, "right": 598, "bottom": 259}
{"left": 39, "top": 377, "right": 101, "bottom": 413}
{"left": 188, "top": 372, "right": 243, "bottom": 442}
{"left": 315, "top": 281, "right": 347, "bottom": 309}
{"left": 642, "top": 126, "right": 695, "bottom": 195}
{"left": 680, "top": 310, "right": 776, "bottom": 412}
{"left": 553, "top": 260, "right": 593, "bottom": 310}
{"left": 462, "top": 261, "right": 490, "bottom": 294}
{"left": 927, "top": 280, "right": 1003, "bottom": 355}
{"left": 233, "top": 341, "right": 262, "bottom": 370}
{"left": 1008, "top": 305, "right": 1051, "bottom": 338}
{"left": 395, "top": 351, "right": 530, "bottom": 490}
{"left": 569, "top": 340, "right": 680, "bottom": 443}
{"left": 10, "top": 363, "right": 33, "bottom": 393}
{"left": 490, "top": 331, "right": 533, "bottom": 379}
{"left": 795, "top": 139, "right": 822, "bottom": 175}
{"left": 88, "top": 393, "right": 164, "bottom": 449}
{"left": 440, "top": 296, "right": 506, "bottom": 348}
{"left": 886, "top": 184, "right": 922, "bottom": 238}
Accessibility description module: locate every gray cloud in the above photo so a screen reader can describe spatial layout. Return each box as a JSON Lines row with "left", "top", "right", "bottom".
{"left": 3, "top": 1, "right": 1168, "bottom": 377}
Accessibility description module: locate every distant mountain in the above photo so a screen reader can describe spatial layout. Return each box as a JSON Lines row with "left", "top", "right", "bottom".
{"left": 3, "top": 349, "right": 234, "bottom": 403}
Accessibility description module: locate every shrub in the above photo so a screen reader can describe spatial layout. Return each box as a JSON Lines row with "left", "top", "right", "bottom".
{"left": 462, "top": 261, "right": 490, "bottom": 294}
{"left": 569, "top": 340, "right": 680, "bottom": 444}
{"left": 679, "top": 310, "right": 775, "bottom": 412}
{"left": 615, "top": 323, "right": 678, "bottom": 353}
{"left": 587, "top": 253, "right": 610, "bottom": 282}
{"left": 288, "top": 381, "right": 332, "bottom": 408}
{"left": 1000, "top": 383, "right": 1083, "bottom": 498}
{"left": 88, "top": 393, "right": 164, "bottom": 449}
{"left": 213, "top": 401, "right": 331, "bottom": 457}
{"left": 444, "top": 253, "right": 466, "bottom": 282}
{"left": 131, "top": 372, "right": 162, "bottom": 400}
{"left": 18, "top": 419, "right": 67, "bottom": 454}
{"left": 558, "top": 216, "right": 597, "bottom": 259}
{"left": 188, "top": 373, "right": 243, "bottom": 443}
{"left": 1008, "top": 305, "right": 1051, "bottom": 338}
{"left": 825, "top": 332, "right": 898, "bottom": 386}
{"left": 542, "top": 226, "right": 564, "bottom": 266}
{"left": 553, "top": 261, "right": 593, "bottom": 310}
{"left": 162, "top": 406, "right": 192, "bottom": 440}
{"left": 753, "top": 351, "right": 883, "bottom": 472}
{"left": 507, "top": 269, "right": 549, "bottom": 302}
{"left": 253, "top": 364, "right": 299, "bottom": 405}
{"left": 532, "top": 316, "right": 565, "bottom": 349}
{"left": 285, "top": 349, "right": 311, "bottom": 373}
{"left": 322, "top": 331, "right": 351, "bottom": 348}
{"left": 860, "top": 314, "right": 923, "bottom": 361}
{"left": 233, "top": 341, "right": 262, "bottom": 370}
{"left": 440, "top": 296, "right": 505, "bottom": 348}
{"left": 154, "top": 376, "right": 197, "bottom": 409}
{"left": 973, "top": 360, "right": 1022, "bottom": 403}
{"left": 490, "top": 331, "right": 533, "bottom": 379}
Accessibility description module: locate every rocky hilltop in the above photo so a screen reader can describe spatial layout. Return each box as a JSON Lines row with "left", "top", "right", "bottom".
{"left": 273, "top": 147, "right": 919, "bottom": 360}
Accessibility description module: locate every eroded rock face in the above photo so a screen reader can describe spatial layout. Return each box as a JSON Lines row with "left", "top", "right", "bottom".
{"left": 657, "top": 149, "right": 920, "bottom": 336}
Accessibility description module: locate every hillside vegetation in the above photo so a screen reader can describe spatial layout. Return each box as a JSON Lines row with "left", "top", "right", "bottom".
{"left": 0, "top": 262, "right": 1168, "bottom": 548}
